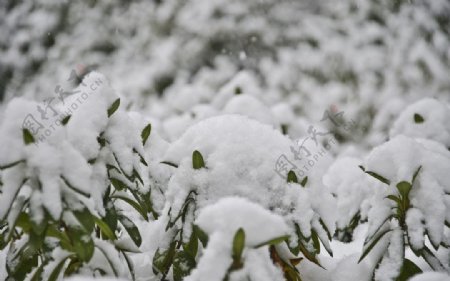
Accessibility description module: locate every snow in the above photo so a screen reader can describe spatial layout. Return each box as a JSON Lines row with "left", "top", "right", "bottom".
{"left": 187, "top": 197, "right": 288, "bottom": 281}
{"left": 1, "top": 1, "right": 450, "bottom": 280}
{"left": 409, "top": 272, "right": 450, "bottom": 281}
{"left": 364, "top": 135, "right": 450, "bottom": 249}
{"left": 196, "top": 197, "right": 289, "bottom": 246}
{"left": 390, "top": 98, "right": 450, "bottom": 147}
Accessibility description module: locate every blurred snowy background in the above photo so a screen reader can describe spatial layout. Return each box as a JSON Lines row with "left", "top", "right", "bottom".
{"left": 1, "top": 0, "right": 449, "bottom": 147}
{"left": 1, "top": 1, "right": 450, "bottom": 280}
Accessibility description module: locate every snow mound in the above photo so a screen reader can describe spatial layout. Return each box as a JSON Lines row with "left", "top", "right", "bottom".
{"left": 186, "top": 197, "right": 287, "bottom": 281}
{"left": 364, "top": 135, "right": 450, "bottom": 249}
{"left": 196, "top": 197, "right": 289, "bottom": 245}
{"left": 390, "top": 98, "right": 450, "bottom": 147}
{"left": 163, "top": 114, "right": 293, "bottom": 211}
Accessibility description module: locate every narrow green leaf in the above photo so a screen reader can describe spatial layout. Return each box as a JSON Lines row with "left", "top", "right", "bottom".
{"left": 365, "top": 215, "right": 393, "bottom": 244}
{"left": 193, "top": 225, "right": 208, "bottom": 247}
{"left": 254, "top": 235, "right": 290, "bottom": 248}
{"left": 0, "top": 160, "right": 25, "bottom": 170}
{"left": 61, "top": 176, "right": 90, "bottom": 198}
{"left": 152, "top": 242, "right": 176, "bottom": 276}
{"left": 107, "top": 98, "right": 121, "bottom": 117}
{"left": 121, "top": 251, "right": 136, "bottom": 281}
{"left": 160, "top": 161, "right": 179, "bottom": 168}
{"left": 110, "top": 178, "right": 130, "bottom": 191}
{"left": 118, "top": 214, "right": 142, "bottom": 247}
{"left": 300, "top": 176, "right": 308, "bottom": 187}
{"left": 311, "top": 231, "right": 321, "bottom": 254}
{"left": 23, "top": 128, "right": 35, "bottom": 145}
{"left": 103, "top": 204, "right": 118, "bottom": 232}
{"left": 421, "top": 245, "right": 445, "bottom": 271}
{"left": 94, "top": 217, "right": 117, "bottom": 240}
{"left": 287, "top": 170, "right": 298, "bottom": 183}
{"left": 184, "top": 230, "right": 199, "bottom": 258}
{"left": 30, "top": 262, "right": 45, "bottom": 281}
{"left": 73, "top": 208, "right": 95, "bottom": 233}
{"left": 96, "top": 245, "right": 119, "bottom": 276}
{"left": 365, "top": 170, "right": 390, "bottom": 185}
{"left": 111, "top": 194, "right": 148, "bottom": 221}
{"left": 396, "top": 259, "right": 422, "bottom": 281}
{"left": 319, "top": 218, "right": 332, "bottom": 240}
{"left": 192, "top": 150, "right": 205, "bottom": 169}
{"left": 141, "top": 123, "right": 152, "bottom": 146}
{"left": 386, "top": 195, "right": 402, "bottom": 205}
{"left": 412, "top": 166, "right": 422, "bottom": 184}
{"left": 232, "top": 228, "right": 245, "bottom": 262}
{"left": 48, "top": 255, "right": 71, "bottom": 281}
{"left": 61, "top": 115, "right": 71, "bottom": 125}
{"left": 413, "top": 113, "right": 424, "bottom": 124}
{"left": 358, "top": 229, "right": 392, "bottom": 263}
{"left": 173, "top": 251, "right": 196, "bottom": 281}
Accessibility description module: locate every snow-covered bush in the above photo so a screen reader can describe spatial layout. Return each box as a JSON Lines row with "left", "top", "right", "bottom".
{"left": 2, "top": 0, "right": 450, "bottom": 279}
{"left": 0, "top": 73, "right": 156, "bottom": 280}
{"left": 358, "top": 135, "right": 450, "bottom": 280}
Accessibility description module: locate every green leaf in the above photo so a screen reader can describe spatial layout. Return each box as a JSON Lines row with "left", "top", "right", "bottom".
{"left": 0, "top": 159, "right": 25, "bottom": 170}
{"left": 412, "top": 166, "right": 422, "bottom": 184}
{"left": 94, "top": 217, "right": 117, "bottom": 240}
{"left": 232, "top": 228, "right": 245, "bottom": 262}
{"left": 110, "top": 178, "right": 130, "bottom": 191}
{"left": 319, "top": 218, "right": 332, "bottom": 240}
{"left": 160, "top": 161, "right": 179, "bottom": 168}
{"left": 421, "top": 245, "right": 446, "bottom": 271}
{"left": 61, "top": 115, "right": 71, "bottom": 125}
{"left": 365, "top": 215, "right": 393, "bottom": 243}
{"left": 192, "top": 150, "right": 205, "bottom": 169}
{"left": 152, "top": 242, "right": 176, "bottom": 276}
{"left": 66, "top": 227, "right": 94, "bottom": 262}
{"left": 30, "top": 262, "right": 45, "bottom": 281}
{"left": 413, "top": 113, "right": 424, "bottom": 124}
{"left": 23, "top": 128, "right": 35, "bottom": 145}
{"left": 173, "top": 251, "right": 196, "bottom": 281}
{"left": 141, "top": 123, "right": 152, "bottom": 146}
{"left": 111, "top": 194, "right": 148, "bottom": 221}
{"left": 300, "top": 176, "right": 308, "bottom": 187}
{"left": 396, "top": 259, "right": 422, "bottom": 281}
{"left": 61, "top": 176, "right": 90, "bottom": 198}
{"left": 118, "top": 214, "right": 142, "bottom": 247}
{"left": 254, "top": 235, "right": 290, "bottom": 248}
{"left": 48, "top": 255, "right": 72, "bottom": 281}
{"left": 365, "top": 170, "right": 390, "bottom": 185}
{"left": 107, "top": 98, "right": 120, "bottom": 117}
{"left": 29, "top": 229, "right": 46, "bottom": 253}
{"left": 359, "top": 229, "right": 392, "bottom": 263}
{"left": 121, "top": 250, "right": 135, "bottom": 281}
{"left": 103, "top": 204, "right": 118, "bottom": 233}
{"left": 287, "top": 170, "right": 298, "bottom": 183}
{"left": 183, "top": 230, "right": 199, "bottom": 258}
{"left": 6, "top": 245, "right": 39, "bottom": 280}
{"left": 73, "top": 207, "right": 95, "bottom": 233}
{"left": 311, "top": 231, "right": 321, "bottom": 254}
{"left": 193, "top": 225, "right": 209, "bottom": 247}
{"left": 96, "top": 245, "right": 119, "bottom": 276}
{"left": 396, "top": 181, "right": 412, "bottom": 198}
{"left": 386, "top": 195, "right": 402, "bottom": 205}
